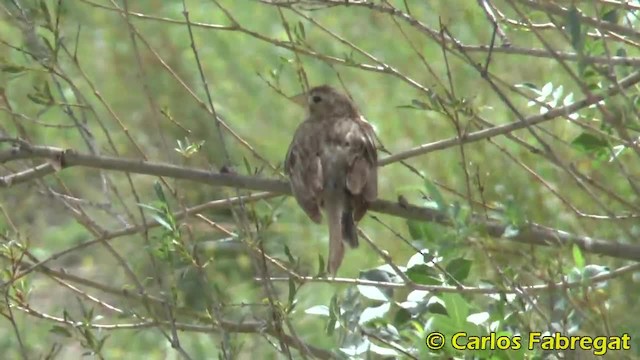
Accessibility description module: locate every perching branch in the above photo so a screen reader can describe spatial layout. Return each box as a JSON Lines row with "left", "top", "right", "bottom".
{"left": 2, "top": 143, "right": 640, "bottom": 262}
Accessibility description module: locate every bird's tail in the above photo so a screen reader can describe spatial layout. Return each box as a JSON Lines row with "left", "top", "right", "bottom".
{"left": 341, "top": 199, "right": 358, "bottom": 248}
{"left": 326, "top": 201, "right": 345, "bottom": 276}
{"left": 326, "top": 193, "right": 360, "bottom": 275}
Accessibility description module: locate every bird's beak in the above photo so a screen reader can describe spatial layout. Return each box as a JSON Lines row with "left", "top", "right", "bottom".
{"left": 289, "top": 92, "right": 308, "bottom": 107}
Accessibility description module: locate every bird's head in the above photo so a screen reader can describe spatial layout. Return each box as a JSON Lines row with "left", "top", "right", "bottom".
{"left": 290, "top": 85, "right": 359, "bottom": 119}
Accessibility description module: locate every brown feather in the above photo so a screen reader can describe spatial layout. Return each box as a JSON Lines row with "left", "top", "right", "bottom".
{"left": 285, "top": 85, "right": 378, "bottom": 275}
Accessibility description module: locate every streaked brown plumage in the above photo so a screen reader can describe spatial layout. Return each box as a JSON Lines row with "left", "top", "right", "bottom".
{"left": 284, "top": 85, "right": 378, "bottom": 275}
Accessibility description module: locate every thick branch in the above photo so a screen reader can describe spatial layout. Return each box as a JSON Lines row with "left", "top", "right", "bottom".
{"left": 2, "top": 145, "right": 640, "bottom": 261}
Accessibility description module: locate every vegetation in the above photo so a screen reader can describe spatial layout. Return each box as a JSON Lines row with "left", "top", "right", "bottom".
{"left": 1, "top": 0, "right": 639, "bottom": 358}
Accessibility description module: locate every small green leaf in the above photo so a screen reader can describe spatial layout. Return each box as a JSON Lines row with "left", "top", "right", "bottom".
{"left": 602, "top": 9, "right": 618, "bottom": 24}
{"left": 358, "top": 269, "right": 395, "bottom": 300}
{"left": 0, "top": 64, "right": 27, "bottom": 74}
{"left": 572, "top": 244, "right": 585, "bottom": 269}
{"left": 153, "top": 181, "right": 167, "bottom": 203}
{"left": 405, "top": 264, "right": 440, "bottom": 285}
{"left": 406, "top": 220, "right": 426, "bottom": 241}
{"left": 424, "top": 178, "right": 447, "bottom": 211}
{"left": 317, "top": 254, "right": 325, "bottom": 276}
{"left": 151, "top": 214, "right": 172, "bottom": 231}
{"left": 44, "top": 81, "right": 53, "bottom": 97}
{"left": 137, "top": 203, "right": 161, "bottom": 213}
{"left": 305, "top": 305, "right": 330, "bottom": 316}
{"left": 287, "top": 277, "right": 297, "bottom": 313}
{"left": 503, "top": 198, "right": 526, "bottom": 227}
{"left": 441, "top": 293, "right": 470, "bottom": 326}
{"left": 394, "top": 308, "right": 411, "bottom": 326}
{"left": 27, "top": 93, "right": 52, "bottom": 106}
{"left": 358, "top": 303, "right": 390, "bottom": 325}
{"left": 397, "top": 99, "right": 430, "bottom": 111}
{"left": 551, "top": 85, "right": 564, "bottom": 106}
{"left": 243, "top": 157, "right": 252, "bottom": 174}
{"left": 445, "top": 258, "right": 472, "bottom": 283}
{"left": 566, "top": 6, "right": 583, "bottom": 52}
{"left": 571, "top": 132, "right": 609, "bottom": 153}
{"left": 616, "top": 48, "right": 627, "bottom": 58}
{"left": 284, "top": 245, "right": 295, "bottom": 264}
{"left": 326, "top": 295, "right": 338, "bottom": 335}
{"left": 50, "top": 325, "right": 72, "bottom": 337}
{"left": 609, "top": 144, "right": 626, "bottom": 161}
{"left": 517, "top": 82, "right": 538, "bottom": 91}
{"left": 540, "top": 82, "right": 554, "bottom": 98}
{"left": 582, "top": 264, "right": 610, "bottom": 279}
{"left": 39, "top": 0, "right": 54, "bottom": 29}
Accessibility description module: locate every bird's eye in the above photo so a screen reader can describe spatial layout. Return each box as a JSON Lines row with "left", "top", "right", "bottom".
{"left": 311, "top": 95, "right": 322, "bottom": 103}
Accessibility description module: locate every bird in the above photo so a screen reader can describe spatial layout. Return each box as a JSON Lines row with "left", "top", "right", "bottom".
{"left": 284, "top": 85, "right": 378, "bottom": 275}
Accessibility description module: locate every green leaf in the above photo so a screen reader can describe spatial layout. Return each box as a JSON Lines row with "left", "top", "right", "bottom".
{"left": 358, "top": 268, "right": 395, "bottom": 300}
{"left": 40, "top": 0, "right": 54, "bottom": 30}
{"left": 503, "top": 198, "right": 526, "bottom": 227}
{"left": 609, "top": 144, "right": 626, "bottom": 161}
{"left": 406, "top": 220, "right": 427, "bottom": 241}
{"left": 0, "top": 64, "right": 27, "bottom": 74}
{"left": 424, "top": 178, "right": 447, "bottom": 211}
{"left": 150, "top": 214, "right": 172, "bottom": 231}
{"left": 445, "top": 258, "right": 472, "bottom": 283}
{"left": 441, "top": 293, "right": 470, "bottom": 326}
{"left": 358, "top": 303, "right": 390, "bottom": 325}
{"left": 405, "top": 264, "right": 440, "bottom": 285}
{"left": 571, "top": 132, "right": 609, "bottom": 153}
{"left": 42, "top": 81, "right": 53, "bottom": 100}
{"left": 50, "top": 325, "right": 72, "bottom": 337}
{"left": 423, "top": 313, "right": 462, "bottom": 354}
{"left": 394, "top": 308, "right": 412, "bottom": 326}
{"left": 368, "top": 343, "right": 398, "bottom": 356}
{"left": 583, "top": 68, "right": 601, "bottom": 90}
{"left": 566, "top": 6, "right": 583, "bottom": 52}
{"left": 284, "top": 245, "right": 295, "bottom": 264}
{"left": 616, "top": 48, "right": 627, "bottom": 58}
{"left": 317, "top": 254, "right": 325, "bottom": 276}
{"left": 356, "top": 284, "right": 388, "bottom": 300}
{"left": 517, "top": 82, "right": 540, "bottom": 98}
{"left": 243, "top": 156, "right": 252, "bottom": 174}
{"left": 572, "top": 244, "right": 585, "bottom": 269}
{"left": 305, "top": 305, "right": 329, "bottom": 316}
{"left": 517, "top": 82, "right": 538, "bottom": 91}
{"left": 153, "top": 181, "right": 167, "bottom": 204}
{"left": 27, "top": 93, "right": 52, "bottom": 106}
{"left": 540, "top": 82, "right": 554, "bottom": 98}
{"left": 287, "top": 277, "right": 297, "bottom": 313}
{"left": 602, "top": 9, "right": 618, "bottom": 24}
{"left": 551, "top": 85, "right": 564, "bottom": 106}
{"left": 397, "top": 99, "right": 430, "bottom": 111}
{"left": 582, "top": 264, "right": 610, "bottom": 279}
{"left": 466, "top": 311, "right": 489, "bottom": 325}
{"left": 326, "top": 295, "right": 338, "bottom": 335}
{"left": 137, "top": 203, "right": 161, "bottom": 214}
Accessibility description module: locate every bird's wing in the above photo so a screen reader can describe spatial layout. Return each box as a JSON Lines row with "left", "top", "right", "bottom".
{"left": 345, "top": 118, "right": 378, "bottom": 200}
{"left": 285, "top": 121, "right": 323, "bottom": 224}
